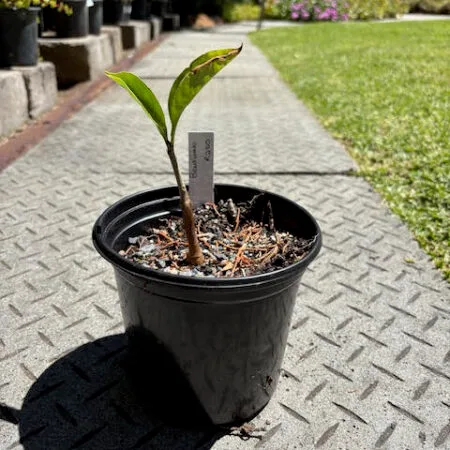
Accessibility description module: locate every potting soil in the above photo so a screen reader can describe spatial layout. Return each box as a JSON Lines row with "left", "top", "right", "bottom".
{"left": 119, "top": 195, "right": 317, "bottom": 278}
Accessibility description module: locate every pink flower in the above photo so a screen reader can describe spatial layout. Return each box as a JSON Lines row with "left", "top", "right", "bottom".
{"left": 291, "top": 11, "right": 300, "bottom": 19}
{"left": 329, "top": 8, "right": 338, "bottom": 19}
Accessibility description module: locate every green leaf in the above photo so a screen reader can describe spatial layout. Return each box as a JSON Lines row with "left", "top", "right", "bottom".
{"left": 105, "top": 71, "right": 168, "bottom": 142}
{"left": 168, "top": 45, "right": 243, "bottom": 141}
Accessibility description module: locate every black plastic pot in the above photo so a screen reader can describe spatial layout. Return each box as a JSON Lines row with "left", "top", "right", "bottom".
{"left": 89, "top": 0, "right": 103, "bottom": 34}
{"left": 130, "top": 0, "right": 147, "bottom": 19}
{"left": 38, "top": 9, "right": 44, "bottom": 37}
{"left": 42, "top": 8, "right": 54, "bottom": 31}
{"left": 55, "top": 0, "right": 88, "bottom": 37}
{"left": 103, "top": 0, "right": 129, "bottom": 24}
{"left": 0, "top": 8, "right": 39, "bottom": 68}
{"left": 42, "top": 7, "right": 61, "bottom": 32}
{"left": 150, "top": 0, "right": 168, "bottom": 16}
{"left": 93, "top": 184, "right": 321, "bottom": 426}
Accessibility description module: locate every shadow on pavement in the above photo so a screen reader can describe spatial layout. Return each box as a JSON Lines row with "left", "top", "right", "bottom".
{"left": 18, "top": 334, "right": 228, "bottom": 449}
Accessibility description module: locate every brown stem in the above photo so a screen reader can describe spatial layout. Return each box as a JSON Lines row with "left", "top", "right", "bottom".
{"left": 166, "top": 141, "right": 204, "bottom": 265}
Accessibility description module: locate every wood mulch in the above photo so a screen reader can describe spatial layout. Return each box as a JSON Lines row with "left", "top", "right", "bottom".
{"left": 120, "top": 195, "right": 316, "bottom": 278}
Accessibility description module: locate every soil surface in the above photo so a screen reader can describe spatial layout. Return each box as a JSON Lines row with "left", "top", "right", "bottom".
{"left": 119, "top": 196, "right": 317, "bottom": 278}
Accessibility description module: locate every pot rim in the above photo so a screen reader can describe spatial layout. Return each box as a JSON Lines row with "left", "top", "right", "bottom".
{"left": 92, "top": 183, "right": 322, "bottom": 288}
{"left": 0, "top": 6, "right": 41, "bottom": 12}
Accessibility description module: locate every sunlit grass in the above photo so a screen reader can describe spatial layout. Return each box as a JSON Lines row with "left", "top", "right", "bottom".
{"left": 251, "top": 21, "right": 450, "bottom": 279}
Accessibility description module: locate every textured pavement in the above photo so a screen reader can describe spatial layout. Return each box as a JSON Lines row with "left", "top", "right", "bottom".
{"left": 1, "top": 23, "right": 449, "bottom": 450}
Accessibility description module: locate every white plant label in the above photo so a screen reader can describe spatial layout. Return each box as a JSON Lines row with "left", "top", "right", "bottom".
{"left": 189, "top": 132, "right": 214, "bottom": 208}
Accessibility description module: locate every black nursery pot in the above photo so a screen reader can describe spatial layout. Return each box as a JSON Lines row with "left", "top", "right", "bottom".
{"left": 130, "top": 0, "right": 147, "bottom": 19}
{"left": 0, "top": 8, "right": 39, "bottom": 67}
{"left": 103, "top": 0, "right": 129, "bottom": 24}
{"left": 93, "top": 184, "right": 321, "bottom": 426}
{"left": 89, "top": 0, "right": 103, "bottom": 35}
{"left": 150, "top": 0, "right": 168, "bottom": 16}
{"left": 42, "top": 8, "right": 56, "bottom": 32}
{"left": 55, "top": 0, "right": 88, "bottom": 37}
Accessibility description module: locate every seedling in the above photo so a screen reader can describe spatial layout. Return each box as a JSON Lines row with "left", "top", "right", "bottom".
{"left": 106, "top": 45, "right": 242, "bottom": 265}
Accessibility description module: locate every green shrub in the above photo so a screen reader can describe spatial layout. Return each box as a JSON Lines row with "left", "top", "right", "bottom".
{"left": 223, "top": 0, "right": 413, "bottom": 22}
{"left": 222, "top": 0, "right": 290, "bottom": 22}
{"left": 264, "top": 0, "right": 290, "bottom": 19}
{"left": 348, "top": 0, "right": 409, "bottom": 19}
{"left": 408, "top": 0, "right": 450, "bottom": 13}
{"left": 223, "top": 1, "right": 260, "bottom": 21}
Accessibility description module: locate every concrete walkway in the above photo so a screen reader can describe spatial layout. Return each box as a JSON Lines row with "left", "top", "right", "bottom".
{"left": 396, "top": 13, "right": 450, "bottom": 21}
{"left": 1, "top": 24, "right": 449, "bottom": 450}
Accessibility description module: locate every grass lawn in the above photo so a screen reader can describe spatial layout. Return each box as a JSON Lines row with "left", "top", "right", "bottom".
{"left": 250, "top": 21, "right": 450, "bottom": 280}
